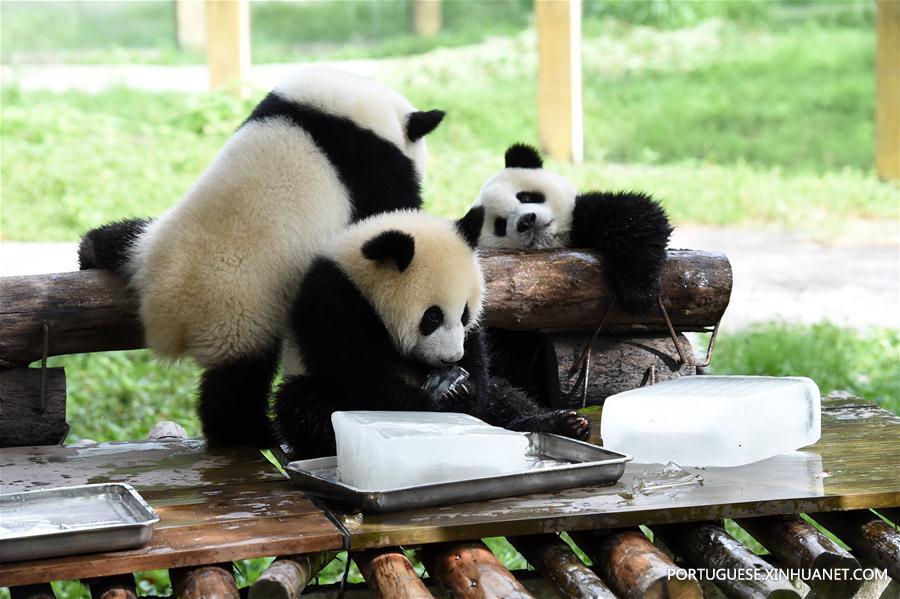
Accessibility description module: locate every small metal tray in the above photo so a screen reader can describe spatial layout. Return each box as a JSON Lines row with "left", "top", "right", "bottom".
{"left": 284, "top": 433, "right": 630, "bottom": 513}
{"left": 0, "top": 483, "right": 159, "bottom": 563}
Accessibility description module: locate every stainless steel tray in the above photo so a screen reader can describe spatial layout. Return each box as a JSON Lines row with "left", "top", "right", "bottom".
{"left": 284, "top": 433, "right": 630, "bottom": 513}
{"left": 0, "top": 483, "right": 159, "bottom": 563}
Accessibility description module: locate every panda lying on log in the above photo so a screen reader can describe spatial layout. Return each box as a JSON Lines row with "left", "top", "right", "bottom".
{"left": 460, "top": 143, "right": 674, "bottom": 314}
{"left": 274, "top": 210, "right": 590, "bottom": 459}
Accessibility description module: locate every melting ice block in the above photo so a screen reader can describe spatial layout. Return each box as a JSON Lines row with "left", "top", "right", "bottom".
{"left": 601, "top": 376, "right": 821, "bottom": 467}
{"left": 332, "top": 411, "right": 529, "bottom": 489}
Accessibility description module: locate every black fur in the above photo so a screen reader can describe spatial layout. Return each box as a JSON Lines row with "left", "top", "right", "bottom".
{"left": 361, "top": 230, "right": 416, "bottom": 272}
{"left": 77, "top": 218, "right": 151, "bottom": 281}
{"left": 199, "top": 343, "right": 281, "bottom": 448}
{"left": 245, "top": 92, "right": 429, "bottom": 222}
{"left": 505, "top": 143, "right": 543, "bottom": 169}
{"left": 406, "top": 109, "right": 446, "bottom": 142}
{"left": 571, "top": 191, "right": 674, "bottom": 313}
{"left": 456, "top": 206, "right": 484, "bottom": 248}
{"left": 274, "top": 258, "right": 589, "bottom": 458}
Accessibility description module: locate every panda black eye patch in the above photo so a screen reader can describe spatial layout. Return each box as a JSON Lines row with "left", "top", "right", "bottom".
{"left": 461, "top": 304, "right": 470, "bottom": 326}
{"left": 420, "top": 305, "right": 444, "bottom": 336}
{"left": 516, "top": 191, "right": 545, "bottom": 204}
{"left": 494, "top": 217, "right": 507, "bottom": 237}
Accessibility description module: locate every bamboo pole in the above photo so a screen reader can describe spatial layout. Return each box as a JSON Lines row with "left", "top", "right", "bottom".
{"left": 811, "top": 510, "right": 900, "bottom": 581}
{"left": 355, "top": 547, "right": 434, "bottom": 598}
{"left": 412, "top": 0, "right": 441, "bottom": 37}
{"left": 250, "top": 552, "right": 336, "bottom": 599}
{"left": 876, "top": 0, "right": 900, "bottom": 180}
{"left": 176, "top": 0, "right": 206, "bottom": 52}
{"left": 170, "top": 564, "right": 240, "bottom": 599}
{"left": 570, "top": 529, "right": 702, "bottom": 599}
{"left": 736, "top": 515, "right": 862, "bottom": 598}
{"left": 419, "top": 541, "right": 534, "bottom": 599}
{"left": 509, "top": 534, "right": 615, "bottom": 599}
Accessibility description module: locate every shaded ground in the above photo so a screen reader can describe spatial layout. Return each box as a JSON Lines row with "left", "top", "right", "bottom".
{"left": 3, "top": 228, "right": 896, "bottom": 332}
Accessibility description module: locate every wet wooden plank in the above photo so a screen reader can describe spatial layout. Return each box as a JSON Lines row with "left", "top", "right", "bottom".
{"left": 0, "top": 439, "right": 283, "bottom": 494}
{"left": 342, "top": 403, "right": 900, "bottom": 548}
{"left": 0, "top": 440, "right": 343, "bottom": 587}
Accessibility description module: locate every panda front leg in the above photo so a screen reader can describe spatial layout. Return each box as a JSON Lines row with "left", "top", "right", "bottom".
{"left": 273, "top": 375, "right": 341, "bottom": 459}
{"left": 476, "top": 376, "right": 590, "bottom": 441}
{"left": 198, "top": 344, "right": 280, "bottom": 448}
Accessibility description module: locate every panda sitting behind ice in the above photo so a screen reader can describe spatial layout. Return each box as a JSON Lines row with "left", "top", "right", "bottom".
{"left": 462, "top": 143, "right": 673, "bottom": 313}
{"left": 274, "top": 209, "right": 590, "bottom": 459}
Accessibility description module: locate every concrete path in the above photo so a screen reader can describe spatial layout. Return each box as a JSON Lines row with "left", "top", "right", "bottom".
{"left": 2, "top": 229, "right": 897, "bottom": 332}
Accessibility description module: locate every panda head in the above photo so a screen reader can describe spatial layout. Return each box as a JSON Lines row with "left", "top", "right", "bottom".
{"left": 464, "top": 143, "right": 577, "bottom": 249}
{"left": 274, "top": 66, "right": 444, "bottom": 181}
{"left": 330, "top": 210, "right": 483, "bottom": 366}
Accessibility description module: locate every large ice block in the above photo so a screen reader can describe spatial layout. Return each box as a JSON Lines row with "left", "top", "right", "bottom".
{"left": 600, "top": 376, "right": 821, "bottom": 467}
{"left": 332, "top": 411, "right": 530, "bottom": 489}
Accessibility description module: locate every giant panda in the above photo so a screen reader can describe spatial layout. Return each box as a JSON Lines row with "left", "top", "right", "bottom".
{"left": 459, "top": 143, "right": 674, "bottom": 402}
{"left": 462, "top": 143, "right": 673, "bottom": 313}
{"left": 77, "top": 67, "right": 445, "bottom": 447}
{"left": 273, "top": 209, "right": 590, "bottom": 458}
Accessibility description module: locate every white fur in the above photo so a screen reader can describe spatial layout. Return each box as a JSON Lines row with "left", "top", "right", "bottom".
{"left": 128, "top": 67, "right": 427, "bottom": 367}
{"left": 472, "top": 167, "right": 577, "bottom": 249}
{"left": 329, "top": 210, "right": 483, "bottom": 367}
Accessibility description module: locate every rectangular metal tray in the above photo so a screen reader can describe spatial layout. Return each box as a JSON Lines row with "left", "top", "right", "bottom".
{"left": 0, "top": 483, "right": 159, "bottom": 563}
{"left": 284, "top": 433, "right": 630, "bottom": 513}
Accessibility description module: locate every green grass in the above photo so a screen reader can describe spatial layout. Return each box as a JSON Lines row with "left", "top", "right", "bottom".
{"left": 2, "top": 18, "right": 895, "bottom": 241}
{"left": 709, "top": 322, "right": 900, "bottom": 414}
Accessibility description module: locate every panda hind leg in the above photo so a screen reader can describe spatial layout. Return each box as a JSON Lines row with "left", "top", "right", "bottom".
{"left": 198, "top": 345, "right": 280, "bottom": 448}
{"left": 273, "top": 376, "right": 339, "bottom": 459}
{"left": 477, "top": 377, "right": 590, "bottom": 441}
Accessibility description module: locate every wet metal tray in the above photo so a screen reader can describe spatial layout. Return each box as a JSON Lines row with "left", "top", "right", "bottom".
{"left": 284, "top": 433, "right": 630, "bottom": 513}
{"left": 0, "top": 483, "right": 159, "bottom": 563}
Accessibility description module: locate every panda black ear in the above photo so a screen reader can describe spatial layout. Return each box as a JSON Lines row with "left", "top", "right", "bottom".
{"left": 362, "top": 230, "right": 416, "bottom": 272}
{"left": 406, "top": 109, "right": 445, "bottom": 142}
{"left": 505, "top": 143, "right": 543, "bottom": 169}
{"left": 456, "top": 206, "right": 484, "bottom": 249}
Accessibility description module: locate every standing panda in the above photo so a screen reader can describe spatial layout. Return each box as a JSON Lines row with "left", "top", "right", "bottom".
{"left": 77, "top": 67, "right": 445, "bottom": 447}
{"left": 462, "top": 143, "right": 673, "bottom": 313}
{"left": 274, "top": 209, "right": 590, "bottom": 458}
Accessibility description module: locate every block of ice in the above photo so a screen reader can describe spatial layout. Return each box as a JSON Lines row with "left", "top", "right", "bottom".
{"left": 600, "top": 376, "right": 821, "bottom": 467}
{"left": 332, "top": 411, "right": 530, "bottom": 489}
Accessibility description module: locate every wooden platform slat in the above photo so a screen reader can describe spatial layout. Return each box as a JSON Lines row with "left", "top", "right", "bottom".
{"left": 0, "top": 441, "right": 343, "bottom": 587}
{"left": 341, "top": 397, "right": 900, "bottom": 548}
{"left": 0, "top": 439, "right": 284, "bottom": 495}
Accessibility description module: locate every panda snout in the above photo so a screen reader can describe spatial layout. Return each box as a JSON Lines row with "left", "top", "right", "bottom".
{"left": 516, "top": 212, "right": 537, "bottom": 232}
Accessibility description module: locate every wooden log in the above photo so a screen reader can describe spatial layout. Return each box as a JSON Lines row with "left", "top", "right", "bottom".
{"left": 481, "top": 250, "right": 731, "bottom": 332}
{"left": 0, "top": 270, "right": 143, "bottom": 368}
{"left": 419, "top": 541, "right": 534, "bottom": 599}
{"left": 546, "top": 333, "right": 695, "bottom": 408}
{"left": 355, "top": 547, "right": 433, "bottom": 598}
{"left": 569, "top": 529, "right": 702, "bottom": 599}
{"left": 9, "top": 584, "right": 55, "bottom": 599}
{"left": 876, "top": 0, "right": 900, "bottom": 181}
{"left": 250, "top": 552, "right": 335, "bottom": 599}
{"left": 170, "top": 564, "right": 240, "bottom": 599}
{"left": 536, "top": 0, "right": 583, "bottom": 163}
{"left": 205, "top": 0, "right": 250, "bottom": 93}
{"left": 0, "top": 368, "right": 67, "bottom": 447}
{"left": 0, "top": 250, "right": 731, "bottom": 367}
{"left": 412, "top": 0, "right": 441, "bottom": 37}
{"left": 811, "top": 510, "right": 900, "bottom": 581}
{"left": 736, "top": 515, "right": 862, "bottom": 598}
{"left": 508, "top": 534, "right": 615, "bottom": 599}
{"left": 652, "top": 522, "right": 799, "bottom": 599}
{"left": 84, "top": 574, "right": 137, "bottom": 599}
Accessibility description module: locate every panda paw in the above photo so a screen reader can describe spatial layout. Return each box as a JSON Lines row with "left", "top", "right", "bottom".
{"left": 532, "top": 409, "right": 591, "bottom": 441}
